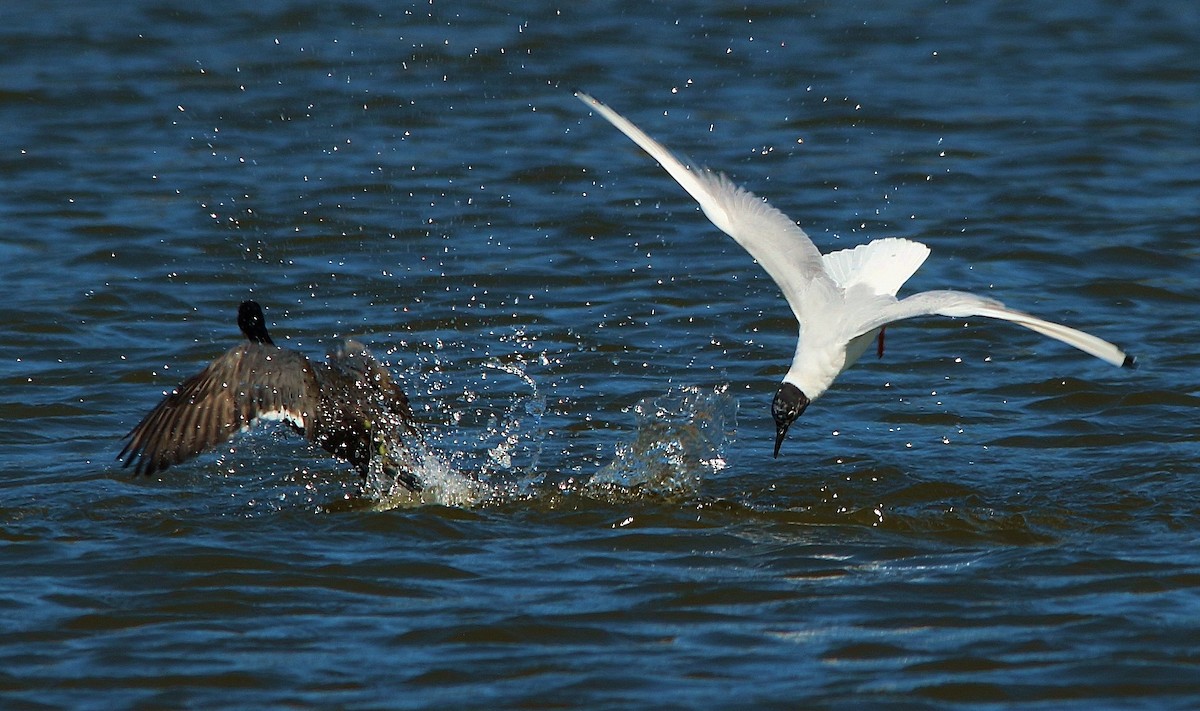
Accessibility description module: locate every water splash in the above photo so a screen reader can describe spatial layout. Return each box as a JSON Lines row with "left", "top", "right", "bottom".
{"left": 361, "top": 354, "right": 549, "bottom": 510}
{"left": 476, "top": 357, "right": 548, "bottom": 479}
{"left": 359, "top": 369, "right": 736, "bottom": 510}
{"left": 583, "top": 384, "right": 738, "bottom": 500}
{"left": 363, "top": 440, "right": 486, "bottom": 510}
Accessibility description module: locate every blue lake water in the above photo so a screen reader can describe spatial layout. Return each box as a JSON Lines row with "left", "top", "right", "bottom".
{"left": 2, "top": 0, "right": 1199, "bottom": 707}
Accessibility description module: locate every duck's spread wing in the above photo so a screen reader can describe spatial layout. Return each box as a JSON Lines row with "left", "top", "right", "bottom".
{"left": 118, "top": 344, "right": 317, "bottom": 476}
{"left": 311, "top": 341, "right": 422, "bottom": 492}
{"left": 576, "top": 92, "right": 831, "bottom": 320}
{"left": 325, "top": 341, "right": 416, "bottom": 430}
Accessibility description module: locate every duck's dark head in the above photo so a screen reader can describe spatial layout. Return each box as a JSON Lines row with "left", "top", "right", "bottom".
{"left": 771, "top": 381, "right": 810, "bottom": 458}
{"left": 237, "top": 301, "right": 274, "bottom": 345}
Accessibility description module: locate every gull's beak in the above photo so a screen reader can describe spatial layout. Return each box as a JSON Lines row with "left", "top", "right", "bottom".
{"left": 773, "top": 421, "right": 790, "bottom": 458}
{"left": 771, "top": 382, "right": 810, "bottom": 459}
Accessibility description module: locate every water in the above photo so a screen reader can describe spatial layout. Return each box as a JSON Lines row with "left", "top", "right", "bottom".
{"left": 2, "top": 0, "right": 1199, "bottom": 707}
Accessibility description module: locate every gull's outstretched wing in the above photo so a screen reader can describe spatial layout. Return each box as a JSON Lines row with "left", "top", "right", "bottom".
{"left": 853, "top": 290, "right": 1133, "bottom": 368}
{"left": 576, "top": 91, "right": 830, "bottom": 319}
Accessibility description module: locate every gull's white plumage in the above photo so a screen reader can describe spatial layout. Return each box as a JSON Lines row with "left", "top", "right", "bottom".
{"left": 575, "top": 91, "right": 1133, "bottom": 454}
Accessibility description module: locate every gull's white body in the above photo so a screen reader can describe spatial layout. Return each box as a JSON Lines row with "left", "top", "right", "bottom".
{"left": 576, "top": 91, "right": 1131, "bottom": 409}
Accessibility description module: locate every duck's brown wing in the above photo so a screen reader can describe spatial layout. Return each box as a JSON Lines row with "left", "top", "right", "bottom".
{"left": 327, "top": 340, "right": 417, "bottom": 432}
{"left": 118, "top": 344, "right": 318, "bottom": 476}
{"left": 305, "top": 341, "right": 422, "bottom": 492}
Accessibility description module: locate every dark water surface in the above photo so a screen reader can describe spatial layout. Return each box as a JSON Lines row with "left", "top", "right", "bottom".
{"left": 2, "top": 0, "right": 1199, "bottom": 707}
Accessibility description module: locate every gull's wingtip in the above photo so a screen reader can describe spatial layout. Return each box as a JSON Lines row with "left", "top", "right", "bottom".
{"left": 1122, "top": 353, "right": 1137, "bottom": 369}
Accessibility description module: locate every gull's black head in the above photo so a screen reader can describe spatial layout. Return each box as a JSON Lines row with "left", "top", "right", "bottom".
{"left": 237, "top": 300, "right": 274, "bottom": 345}
{"left": 771, "top": 382, "right": 810, "bottom": 458}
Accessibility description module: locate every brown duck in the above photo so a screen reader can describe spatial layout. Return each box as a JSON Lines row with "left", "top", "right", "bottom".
{"left": 118, "top": 301, "right": 421, "bottom": 492}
